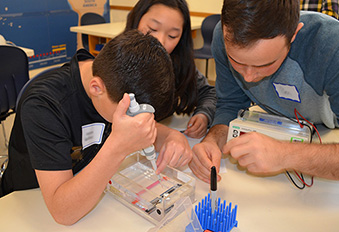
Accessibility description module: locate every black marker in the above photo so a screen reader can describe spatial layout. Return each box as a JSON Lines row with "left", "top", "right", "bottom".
{"left": 210, "top": 166, "right": 217, "bottom": 212}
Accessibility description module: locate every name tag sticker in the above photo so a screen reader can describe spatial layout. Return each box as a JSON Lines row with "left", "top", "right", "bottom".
{"left": 273, "top": 83, "right": 300, "bottom": 103}
{"left": 82, "top": 123, "right": 105, "bottom": 149}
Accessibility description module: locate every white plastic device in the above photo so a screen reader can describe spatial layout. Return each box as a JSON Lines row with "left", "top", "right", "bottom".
{"left": 227, "top": 109, "right": 313, "bottom": 143}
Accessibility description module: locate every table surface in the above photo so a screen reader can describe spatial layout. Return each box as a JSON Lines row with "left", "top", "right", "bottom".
{"left": 70, "top": 17, "right": 205, "bottom": 38}
{"left": 1, "top": 115, "right": 339, "bottom": 232}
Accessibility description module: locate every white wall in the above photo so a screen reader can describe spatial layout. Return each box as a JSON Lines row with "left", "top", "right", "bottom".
{"left": 109, "top": 0, "right": 137, "bottom": 5}
{"left": 109, "top": 0, "right": 223, "bottom": 21}
{"left": 186, "top": 0, "right": 222, "bottom": 14}
{"left": 110, "top": 0, "right": 223, "bottom": 12}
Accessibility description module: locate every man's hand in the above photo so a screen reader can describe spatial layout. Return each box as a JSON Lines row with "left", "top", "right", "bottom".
{"left": 188, "top": 124, "right": 228, "bottom": 183}
{"left": 189, "top": 140, "right": 222, "bottom": 183}
{"left": 223, "top": 132, "right": 286, "bottom": 175}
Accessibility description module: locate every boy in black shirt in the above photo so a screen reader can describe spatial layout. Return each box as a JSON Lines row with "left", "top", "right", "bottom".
{"left": 1, "top": 30, "right": 177, "bottom": 225}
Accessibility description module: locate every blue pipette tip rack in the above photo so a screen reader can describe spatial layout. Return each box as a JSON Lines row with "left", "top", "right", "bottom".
{"left": 188, "top": 193, "right": 238, "bottom": 232}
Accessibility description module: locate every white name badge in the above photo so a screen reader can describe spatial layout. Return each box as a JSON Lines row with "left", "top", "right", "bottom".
{"left": 82, "top": 123, "right": 105, "bottom": 149}
{"left": 273, "top": 83, "right": 301, "bottom": 103}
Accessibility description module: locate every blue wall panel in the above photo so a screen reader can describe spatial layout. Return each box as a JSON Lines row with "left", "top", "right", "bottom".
{"left": 0, "top": 0, "right": 110, "bottom": 69}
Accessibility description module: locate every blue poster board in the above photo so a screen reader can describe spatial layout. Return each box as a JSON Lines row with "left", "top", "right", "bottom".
{"left": 0, "top": 0, "right": 110, "bottom": 69}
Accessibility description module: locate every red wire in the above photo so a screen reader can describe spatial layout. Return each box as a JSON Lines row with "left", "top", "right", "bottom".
{"left": 294, "top": 171, "right": 314, "bottom": 187}
{"left": 292, "top": 108, "right": 323, "bottom": 187}
{"left": 294, "top": 108, "right": 322, "bottom": 144}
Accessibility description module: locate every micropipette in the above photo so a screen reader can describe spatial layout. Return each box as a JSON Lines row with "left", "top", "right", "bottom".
{"left": 126, "top": 93, "right": 161, "bottom": 182}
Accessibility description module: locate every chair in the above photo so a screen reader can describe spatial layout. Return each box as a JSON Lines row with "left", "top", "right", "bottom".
{"left": 194, "top": 14, "right": 221, "bottom": 78}
{"left": 80, "top": 12, "right": 106, "bottom": 51}
{"left": 0, "top": 45, "right": 29, "bottom": 178}
{"left": 15, "top": 66, "right": 59, "bottom": 110}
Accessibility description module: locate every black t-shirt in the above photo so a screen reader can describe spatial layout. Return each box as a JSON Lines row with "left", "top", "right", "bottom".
{"left": 1, "top": 49, "right": 111, "bottom": 197}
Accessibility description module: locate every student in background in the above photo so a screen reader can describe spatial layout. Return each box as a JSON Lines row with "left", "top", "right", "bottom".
{"left": 125, "top": 0, "right": 217, "bottom": 172}
{"left": 0, "top": 30, "right": 178, "bottom": 225}
{"left": 300, "top": 0, "right": 339, "bottom": 19}
{"left": 190, "top": 0, "right": 339, "bottom": 183}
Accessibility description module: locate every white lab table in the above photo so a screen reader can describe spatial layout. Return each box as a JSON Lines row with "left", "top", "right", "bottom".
{"left": 1, "top": 115, "right": 339, "bottom": 232}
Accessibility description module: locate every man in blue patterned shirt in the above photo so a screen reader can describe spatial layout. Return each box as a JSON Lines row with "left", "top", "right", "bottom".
{"left": 189, "top": 0, "right": 339, "bottom": 183}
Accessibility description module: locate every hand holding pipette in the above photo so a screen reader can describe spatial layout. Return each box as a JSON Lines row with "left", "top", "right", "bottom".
{"left": 126, "top": 93, "right": 161, "bottom": 182}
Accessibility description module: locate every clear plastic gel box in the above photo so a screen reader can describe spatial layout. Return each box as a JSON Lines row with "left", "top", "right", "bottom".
{"left": 106, "top": 152, "right": 196, "bottom": 224}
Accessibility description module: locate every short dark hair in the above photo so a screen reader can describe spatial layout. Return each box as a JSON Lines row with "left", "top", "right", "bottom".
{"left": 221, "top": 0, "right": 300, "bottom": 47}
{"left": 92, "top": 29, "right": 175, "bottom": 121}
{"left": 125, "top": 0, "right": 198, "bottom": 116}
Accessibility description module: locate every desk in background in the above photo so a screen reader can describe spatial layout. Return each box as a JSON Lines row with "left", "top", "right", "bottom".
{"left": 70, "top": 17, "right": 204, "bottom": 56}
{"left": 1, "top": 115, "right": 339, "bottom": 231}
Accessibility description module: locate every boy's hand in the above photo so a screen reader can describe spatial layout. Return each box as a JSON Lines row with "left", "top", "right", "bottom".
{"left": 110, "top": 93, "right": 157, "bottom": 156}
{"left": 156, "top": 130, "right": 193, "bottom": 173}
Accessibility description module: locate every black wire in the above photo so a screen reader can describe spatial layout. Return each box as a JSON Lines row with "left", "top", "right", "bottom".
{"left": 285, "top": 171, "right": 305, "bottom": 190}
{"left": 309, "top": 124, "right": 319, "bottom": 143}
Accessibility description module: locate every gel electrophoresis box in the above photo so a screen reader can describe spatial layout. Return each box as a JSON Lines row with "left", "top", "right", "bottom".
{"left": 106, "top": 153, "right": 196, "bottom": 224}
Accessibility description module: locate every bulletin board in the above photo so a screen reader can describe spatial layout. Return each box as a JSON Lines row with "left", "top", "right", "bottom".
{"left": 0, "top": 0, "right": 110, "bottom": 70}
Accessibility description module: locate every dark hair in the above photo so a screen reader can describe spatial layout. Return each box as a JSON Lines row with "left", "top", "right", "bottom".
{"left": 125, "top": 0, "right": 197, "bottom": 116}
{"left": 221, "top": 0, "right": 300, "bottom": 47}
{"left": 92, "top": 29, "right": 175, "bottom": 121}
